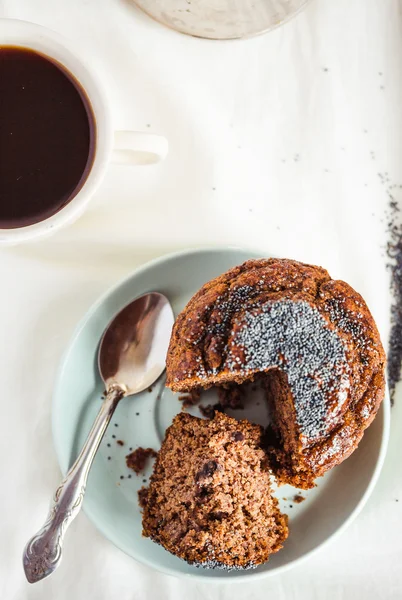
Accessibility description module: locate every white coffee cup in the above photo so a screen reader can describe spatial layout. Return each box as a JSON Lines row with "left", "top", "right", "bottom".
{"left": 0, "top": 19, "right": 168, "bottom": 245}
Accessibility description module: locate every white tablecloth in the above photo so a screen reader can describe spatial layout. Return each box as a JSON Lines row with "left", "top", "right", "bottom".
{"left": 1, "top": 0, "right": 402, "bottom": 598}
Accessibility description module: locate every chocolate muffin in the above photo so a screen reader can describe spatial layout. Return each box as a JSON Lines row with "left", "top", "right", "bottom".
{"left": 141, "top": 412, "right": 288, "bottom": 569}
{"left": 166, "top": 258, "right": 386, "bottom": 489}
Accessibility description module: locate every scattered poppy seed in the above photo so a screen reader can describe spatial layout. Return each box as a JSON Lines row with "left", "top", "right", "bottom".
{"left": 386, "top": 197, "right": 402, "bottom": 403}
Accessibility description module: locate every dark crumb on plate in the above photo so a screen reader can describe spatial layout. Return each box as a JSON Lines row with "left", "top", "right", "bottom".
{"left": 200, "top": 384, "right": 245, "bottom": 419}
{"left": 148, "top": 387, "right": 153, "bottom": 393}
{"left": 143, "top": 479, "right": 147, "bottom": 483}
{"left": 293, "top": 494, "right": 305, "bottom": 504}
{"left": 117, "top": 440, "right": 124, "bottom": 446}
{"left": 114, "top": 423, "right": 118, "bottom": 427}
{"left": 126, "top": 447, "right": 157, "bottom": 474}
{"left": 129, "top": 447, "right": 133, "bottom": 451}
{"left": 120, "top": 475, "right": 124, "bottom": 480}
{"left": 138, "top": 487, "right": 148, "bottom": 508}
{"left": 107, "top": 456, "right": 111, "bottom": 460}
{"left": 199, "top": 403, "right": 222, "bottom": 419}
{"left": 128, "top": 474, "right": 132, "bottom": 478}
{"left": 178, "top": 388, "right": 201, "bottom": 409}
{"left": 136, "top": 412, "right": 140, "bottom": 416}
{"left": 218, "top": 384, "right": 245, "bottom": 410}
{"left": 107, "top": 443, "right": 111, "bottom": 447}
{"left": 112, "top": 435, "right": 116, "bottom": 439}
{"left": 289, "top": 504, "right": 293, "bottom": 508}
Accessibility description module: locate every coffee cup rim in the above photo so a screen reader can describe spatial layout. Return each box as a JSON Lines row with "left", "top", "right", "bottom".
{"left": 0, "top": 18, "right": 113, "bottom": 244}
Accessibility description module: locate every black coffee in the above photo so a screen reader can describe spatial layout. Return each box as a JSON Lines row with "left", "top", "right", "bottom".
{"left": 0, "top": 47, "right": 96, "bottom": 228}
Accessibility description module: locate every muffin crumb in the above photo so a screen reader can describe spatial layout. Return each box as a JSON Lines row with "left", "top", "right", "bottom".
{"left": 126, "top": 447, "right": 157, "bottom": 474}
{"left": 178, "top": 388, "right": 201, "bottom": 409}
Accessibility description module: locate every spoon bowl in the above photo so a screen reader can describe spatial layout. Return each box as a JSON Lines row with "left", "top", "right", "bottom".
{"left": 99, "top": 292, "right": 173, "bottom": 395}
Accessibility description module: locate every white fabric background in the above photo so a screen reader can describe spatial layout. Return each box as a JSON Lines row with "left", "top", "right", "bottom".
{"left": 1, "top": 0, "right": 402, "bottom": 598}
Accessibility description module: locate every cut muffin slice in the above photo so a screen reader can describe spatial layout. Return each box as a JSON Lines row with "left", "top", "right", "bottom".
{"left": 141, "top": 412, "right": 288, "bottom": 570}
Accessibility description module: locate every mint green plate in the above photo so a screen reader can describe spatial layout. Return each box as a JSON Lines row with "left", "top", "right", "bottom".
{"left": 52, "top": 248, "right": 390, "bottom": 581}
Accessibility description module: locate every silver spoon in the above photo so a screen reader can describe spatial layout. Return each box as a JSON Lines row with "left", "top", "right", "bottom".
{"left": 23, "top": 292, "right": 174, "bottom": 584}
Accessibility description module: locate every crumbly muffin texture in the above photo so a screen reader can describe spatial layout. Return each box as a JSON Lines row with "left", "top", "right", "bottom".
{"left": 166, "top": 258, "right": 386, "bottom": 489}
{"left": 141, "top": 412, "right": 288, "bottom": 569}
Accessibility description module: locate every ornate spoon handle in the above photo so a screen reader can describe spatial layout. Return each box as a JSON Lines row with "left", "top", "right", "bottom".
{"left": 23, "top": 385, "right": 125, "bottom": 583}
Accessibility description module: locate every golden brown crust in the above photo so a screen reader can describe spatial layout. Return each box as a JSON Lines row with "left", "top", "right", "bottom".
{"left": 166, "top": 258, "right": 386, "bottom": 489}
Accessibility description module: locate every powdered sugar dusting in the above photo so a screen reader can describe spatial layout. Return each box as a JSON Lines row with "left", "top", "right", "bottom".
{"left": 227, "top": 300, "right": 350, "bottom": 440}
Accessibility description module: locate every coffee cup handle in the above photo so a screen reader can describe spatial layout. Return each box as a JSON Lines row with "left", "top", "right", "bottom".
{"left": 111, "top": 131, "right": 168, "bottom": 166}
